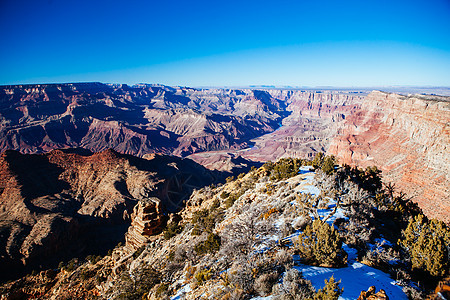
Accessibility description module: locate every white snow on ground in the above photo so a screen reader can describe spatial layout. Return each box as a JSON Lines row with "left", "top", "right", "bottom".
{"left": 171, "top": 284, "right": 192, "bottom": 300}
{"left": 299, "top": 165, "right": 314, "bottom": 173}
{"left": 177, "top": 168, "right": 408, "bottom": 299}
{"left": 274, "top": 170, "right": 407, "bottom": 299}
{"left": 294, "top": 171, "right": 321, "bottom": 196}
{"left": 295, "top": 262, "right": 407, "bottom": 300}
{"left": 290, "top": 245, "right": 407, "bottom": 299}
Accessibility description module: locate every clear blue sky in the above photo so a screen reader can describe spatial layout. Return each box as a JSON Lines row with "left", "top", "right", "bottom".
{"left": 1, "top": 0, "right": 450, "bottom": 86}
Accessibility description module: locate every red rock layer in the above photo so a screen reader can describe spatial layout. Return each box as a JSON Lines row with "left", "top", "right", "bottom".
{"left": 328, "top": 91, "right": 450, "bottom": 223}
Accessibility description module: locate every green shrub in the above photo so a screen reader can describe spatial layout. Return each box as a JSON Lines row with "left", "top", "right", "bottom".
{"left": 321, "top": 156, "right": 336, "bottom": 175}
{"left": 226, "top": 176, "right": 235, "bottom": 183}
{"left": 314, "top": 276, "right": 343, "bottom": 300}
{"left": 269, "top": 158, "right": 303, "bottom": 180}
{"left": 195, "top": 233, "right": 221, "bottom": 255}
{"left": 225, "top": 191, "right": 243, "bottom": 208}
{"left": 211, "top": 198, "right": 220, "bottom": 210}
{"left": 220, "top": 191, "right": 230, "bottom": 199}
{"left": 117, "top": 266, "right": 161, "bottom": 299}
{"left": 195, "top": 268, "right": 212, "bottom": 285}
{"left": 294, "top": 219, "right": 347, "bottom": 267}
{"left": 80, "top": 268, "right": 96, "bottom": 281}
{"left": 155, "top": 282, "right": 170, "bottom": 297}
{"left": 312, "top": 152, "right": 325, "bottom": 168}
{"left": 400, "top": 214, "right": 450, "bottom": 277}
{"left": 64, "top": 258, "right": 78, "bottom": 272}
{"left": 191, "top": 206, "right": 224, "bottom": 235}
{"left": 163, "top": 221, "right": 184, "bottom": 239}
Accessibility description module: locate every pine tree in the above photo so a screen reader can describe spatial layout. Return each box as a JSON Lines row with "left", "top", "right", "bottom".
{"left": 312, "top": 152, "right": 325, "bottom": 169}
{"left": 321, "top": 156, "right": 336, "bottom": 175}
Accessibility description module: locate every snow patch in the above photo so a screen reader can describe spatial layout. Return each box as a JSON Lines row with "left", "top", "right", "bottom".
{"left": 171, "top": 284, "right": 192, "bottom": 300}
{"left": 295, "top": 262, "right": 407, "bottom": 300}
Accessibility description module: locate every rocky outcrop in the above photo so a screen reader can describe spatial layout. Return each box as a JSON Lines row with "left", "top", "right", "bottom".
{"left": 328, "top": 91, "right": 450, "bottom": 223}
{"left": 357, "top": 286, "right": 389, "bottom": 300}
{"left": 124, "top": 198, "right": 167, "bottom": 251}
{"left": 0, "top": 148, "right": 213, "bottom": 281}
{"left": 188, "top": 151, "right": 263, "bottom": 174}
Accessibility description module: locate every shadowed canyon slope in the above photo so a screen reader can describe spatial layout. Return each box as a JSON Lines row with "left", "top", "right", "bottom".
{"left": 0, "top": 148, "right": 213, "bottom": 281}
{"left": 0, "top": 83, "right": 449, "bottom": 223}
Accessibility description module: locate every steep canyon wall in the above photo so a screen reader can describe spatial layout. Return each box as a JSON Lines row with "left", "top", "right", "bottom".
{"left": 329, "top": 91, "right": 450, "bottom": 223}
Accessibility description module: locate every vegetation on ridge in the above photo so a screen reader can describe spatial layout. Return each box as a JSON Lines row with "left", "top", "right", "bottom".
{"left": 1, "top": 153, "right": 448, "bottom": 299}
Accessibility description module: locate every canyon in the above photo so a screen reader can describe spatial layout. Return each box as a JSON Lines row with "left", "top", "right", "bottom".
{"left": 0, "top": 83, "right": 448, "bottom": 246}
{"left": 0, "top": 83, "right": 449, "bottom": 298}
{"left": 328, "top": 91, "right": 449, "bottom": 223}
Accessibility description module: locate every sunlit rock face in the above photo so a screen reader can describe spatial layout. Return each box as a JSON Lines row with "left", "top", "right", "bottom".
{"left": 238, "top": 90, "right": 364, "bottom": 161}
{"left": 124, "top": 198, "right": 167, "bottom": 252}
{"left": 328, "top": 91, "right": 450, "bottom": 223}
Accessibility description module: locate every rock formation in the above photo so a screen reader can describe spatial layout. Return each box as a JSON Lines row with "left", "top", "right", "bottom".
{"left": 0, "top": 83, "right": 448, "bottom": 223}
{"left": 328, "top": 91, "right": 450, "bottom": 223}
{"left": 0, "top": 148, "right": 213, "bottom": 281}
{"left": 357, "top": 286, "right": 389, "bottom": 300}
{"left": 124, "top": 198, "right": 167, "bottom": 251}
{"left": 240, "top": 90, "right": 364, "bottom": 161}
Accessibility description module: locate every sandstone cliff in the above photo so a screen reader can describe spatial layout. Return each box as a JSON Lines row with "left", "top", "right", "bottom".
{"left": 328, "top": 91, "right": 450, "bottom": 223}
{"left": 1, "top": 83, "right": 448, "bottom": 224}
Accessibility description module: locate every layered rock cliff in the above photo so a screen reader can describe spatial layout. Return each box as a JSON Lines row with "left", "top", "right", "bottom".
{"left": 0, "top": 148, "right": 213, "bottom": 281}
{"left": 124, "top": 198, "right": 167, "bottom": 251}
{"left": 328, "top": 91, "right": 450, "bottom": 223}
{"left": 239, "top": 90, "right": 364, "bottom": 161}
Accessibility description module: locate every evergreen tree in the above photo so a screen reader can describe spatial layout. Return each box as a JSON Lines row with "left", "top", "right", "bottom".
{"left": 314, "top": 276, "right": 343, "bottom": 300}
{"left": 321, "top": 155, "right": 336, "bottom": 175}
{"left": 400, "top": 214, "right": 450, "bottom": 277}
{"left": 295, "top": 219, "right": 347, "bottom": 267}
{"left": 312, "top": 152, "right": 325, "bottom": 169}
